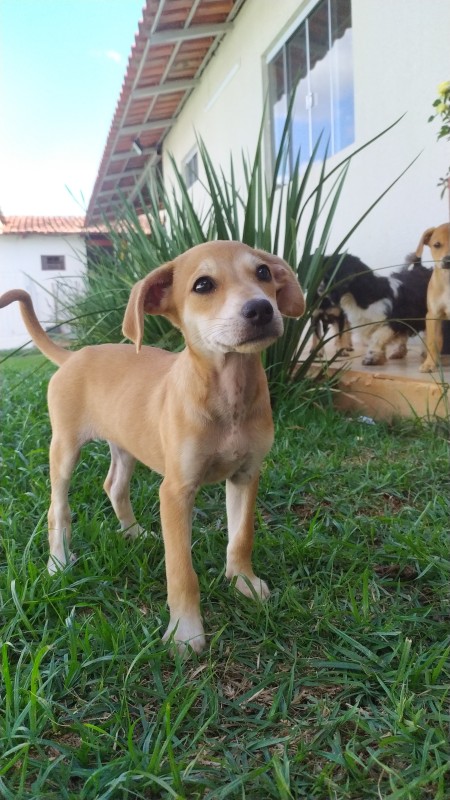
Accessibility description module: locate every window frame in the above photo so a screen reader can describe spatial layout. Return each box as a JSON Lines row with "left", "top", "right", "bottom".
{"left": 266, "top": 0, "right": 354, "bottom": 173}
{"left": 41, "top": 255, "right": 66, "bottom": 271}
{"left": 183, "top": 148, "right": 199, "bottom": 190}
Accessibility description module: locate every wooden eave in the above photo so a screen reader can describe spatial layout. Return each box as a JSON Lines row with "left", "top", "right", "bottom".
{"left": 87, "top": 0, "right": 247, "bottom": 225}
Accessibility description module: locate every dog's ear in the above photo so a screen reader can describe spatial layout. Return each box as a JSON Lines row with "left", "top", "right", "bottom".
{"left": 268, "top": 258, "right": 305, "bottom": 318}
{"left": 415, "top": 228, "right": 435, "bottom": 259}
{"left": 122, "top": 263, "right": 175, "bottom": 352}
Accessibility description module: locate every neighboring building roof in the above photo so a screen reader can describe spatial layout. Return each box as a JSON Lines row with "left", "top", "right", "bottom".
{"left": 87, "top": 0, "right": 247, "bottom": 225}
{"left": 0, "top": 214, "right": 153, "bottom": 240}
{"left": 0, "top": 216, "right": 87, "bottom": 235}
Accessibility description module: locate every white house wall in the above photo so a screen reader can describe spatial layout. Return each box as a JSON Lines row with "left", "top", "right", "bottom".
{"left": 0, "top": 234, "right": 86, "bottom": 350}
{"left": 163, "top": 0, "right": 450, "bottom": 273}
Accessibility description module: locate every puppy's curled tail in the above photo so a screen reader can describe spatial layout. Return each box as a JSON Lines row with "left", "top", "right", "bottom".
{"left": 404, "top": 252, "right": 422, "bottom": 269}
{"left": 0, "top": 289, "right": 71, "bottom": 366}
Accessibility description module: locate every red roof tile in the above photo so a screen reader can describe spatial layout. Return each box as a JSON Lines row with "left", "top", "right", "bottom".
{"left": 87, "top": 0, "right": 246, "bottom": 224}
{"left": 0, "top": 216, "right": 87, "bottom": 235}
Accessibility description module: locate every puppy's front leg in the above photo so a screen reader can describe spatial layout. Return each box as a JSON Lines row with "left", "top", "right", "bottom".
{"left": 420, "top": 315, "right": 442, "bottom": 372}
{"left": 362, "top": 325, "right": 394, "bottom": 366}
{"left": 225, "top": 474, "right": 270, "bottom": 600}
{"left": 159, "top": 477, "right": 205, "bottom": 654}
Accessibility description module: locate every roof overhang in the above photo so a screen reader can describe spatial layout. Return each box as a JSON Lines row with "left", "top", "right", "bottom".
{"left": 0, "top": 216, "right": 87, "bottom": 236}
{"left": 87, "top": 0, "right": 246, "bottom": 225}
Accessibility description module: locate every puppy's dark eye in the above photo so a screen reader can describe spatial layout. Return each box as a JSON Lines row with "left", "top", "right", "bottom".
{"left": 193, "top": 276, "right": 215, "bottom": 294}
{"left": 433, "top": 242, "right": 442, "bottom": 249}
{"left": 256, "top": 264, "right": 272, "bottom": 282}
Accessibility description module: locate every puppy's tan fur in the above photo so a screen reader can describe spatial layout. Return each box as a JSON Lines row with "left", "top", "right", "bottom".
{"left": 416, "top": 223, "right": 450, "bottom": 372}
{"left": 0, "top": 241, "right": 304, "bottom": 653}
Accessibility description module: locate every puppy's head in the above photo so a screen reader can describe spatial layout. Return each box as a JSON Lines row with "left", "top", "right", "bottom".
{"left": 123, "top": 240, "right": 304, "bottom": 354}
{"left": 415, "top": 223, "right": 450, "bottom": 269}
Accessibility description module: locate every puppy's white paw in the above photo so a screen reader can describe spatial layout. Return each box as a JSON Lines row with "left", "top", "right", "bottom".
{"left": 163, "top": 615, "right": 206, "bottom": 655}
{"left": 362, "top": 352, "right": 385, "bottom": 366}
{"left": 234, "top": 574, "right": 270, "bottom": 600}
{"left": 47, "top": 551, "right": 77, "bottom": 575}
{"left": 123, "top": 522, "right": 147, "bottom": 539}
{"left": 420, "top": 360, "right": 437, "bottom": 373}
{"left": 389, "top": 345, "right": 407, "bottom": 360}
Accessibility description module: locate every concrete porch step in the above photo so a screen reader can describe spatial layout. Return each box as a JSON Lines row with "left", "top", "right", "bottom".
{"left": 313, "top": 345, "right": 450, "bottom": 421}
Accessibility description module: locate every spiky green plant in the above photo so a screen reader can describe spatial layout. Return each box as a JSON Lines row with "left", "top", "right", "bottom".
{"left": 60, "top": 109, "right": 412, "bottom": 397}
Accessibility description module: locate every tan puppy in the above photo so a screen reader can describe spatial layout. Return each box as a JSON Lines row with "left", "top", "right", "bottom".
{"left": 417, "top": 223, "right": 450, "bottom": 372}
{"left": 0, "top": 241, "right": 304, "bottom": 653}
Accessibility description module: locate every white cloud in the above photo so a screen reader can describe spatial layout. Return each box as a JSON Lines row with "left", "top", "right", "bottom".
{"left": 105, "top": 50, "right": 123, "bottom": 64}
{"left": 90, "top": 48, "right": 123, "bottom": 65}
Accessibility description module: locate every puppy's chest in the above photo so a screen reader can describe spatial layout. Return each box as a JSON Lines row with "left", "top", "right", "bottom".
{"left": 213, "top": 380, "right": 252, "bottom": 425}
{"left": 202, "top": 431, "right": 268, "bottom": 485}
{"left": 214, "top": 398, "right": 261, "bottom": 467}
{"left": 434, "top": 278, "right": 450, "bottom": 314}
{"left": 185, "top": 388, "right": 271, "bottom": 484}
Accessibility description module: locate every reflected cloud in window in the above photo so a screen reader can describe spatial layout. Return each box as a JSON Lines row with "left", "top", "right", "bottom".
{"left": 269, "top": 0, "right": 354, "bottom": 174}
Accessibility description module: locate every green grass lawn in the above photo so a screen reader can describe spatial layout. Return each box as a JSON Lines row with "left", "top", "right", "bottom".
{"left": 0, "top": 351, "right": 47, "bottom": 374}
{"left": 1, "top": 362, "right": 449, "bottom": 799}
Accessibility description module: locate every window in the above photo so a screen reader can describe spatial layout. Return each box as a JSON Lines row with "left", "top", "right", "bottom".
{"left": 41, "top": 255, "right": 66, "bottom": 271}
{"left": 268, "top": 0, "right": 354, "bottom": 170}
{"left": 184, "top": 150, "right": 199, "bottom": 189}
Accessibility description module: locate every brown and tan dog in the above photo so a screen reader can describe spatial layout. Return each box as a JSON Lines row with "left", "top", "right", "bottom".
{"left": 0, "top": 241, "right": 304, "bottom": 653}
{"left": 416, "top": 223, "right": 450, "bottom": 372}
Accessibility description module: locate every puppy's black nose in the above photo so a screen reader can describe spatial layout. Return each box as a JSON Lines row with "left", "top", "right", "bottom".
{"left": 443, "top": 255, "right": 450, "bottom": 270}
{"left": 241, "top": 298, "right": 274, "bottom": 326}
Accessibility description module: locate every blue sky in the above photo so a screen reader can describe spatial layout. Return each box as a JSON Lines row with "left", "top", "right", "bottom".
{"left": 0, "top": 0, "right": 143, "bottom": 216}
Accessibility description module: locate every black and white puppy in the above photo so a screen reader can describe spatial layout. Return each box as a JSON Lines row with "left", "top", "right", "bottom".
{"left": 311, "top": 295, "right": 353, "bottom": 356}
{"left": 318, "top": 254, "right": 432, "bottom": 365}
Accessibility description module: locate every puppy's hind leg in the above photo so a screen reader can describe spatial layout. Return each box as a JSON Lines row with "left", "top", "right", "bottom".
{"left": 103, "top": 442, "right": 144, "bottom": 538}
{"left": 47, "top": 435, "right": 80, "bottom": 574}
{"left": 388, "top": 332, "right": 408, "bottom": 360}
{"left": 225, "top": 474, "right": 270, "bottom": 600}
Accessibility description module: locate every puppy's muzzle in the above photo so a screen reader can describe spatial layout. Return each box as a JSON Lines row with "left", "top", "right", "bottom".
{"left": 236, "top": 298, "right": 279, "bottom": 347}
{"left": 241, "top": 298, "right": 274, "bottom": 326}
{"left": 442, "top": 255, "right": 450, "bottom": 270}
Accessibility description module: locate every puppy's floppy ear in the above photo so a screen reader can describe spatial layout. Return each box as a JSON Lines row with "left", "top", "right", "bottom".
{"left": 274, "top": 264, "right": 305, "bottom": 317}
{"left": 122, "top": 262, "right": 175, "bottom": 352}
{"left": 415, "top": 228, "right": 435, "bottom": 259}
{"left": 263, "top": 254, "right": 305, "bottom": 317}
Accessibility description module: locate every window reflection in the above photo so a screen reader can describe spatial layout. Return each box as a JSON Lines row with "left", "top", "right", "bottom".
{"left": 289, "top": 27, "right": 309, "bottom": 168}
{"left": 269, "top": 0, "right": 354, "bottom": 170}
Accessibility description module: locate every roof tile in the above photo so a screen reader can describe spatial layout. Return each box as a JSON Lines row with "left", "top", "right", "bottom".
{"left": 0, "top": 216, "right": 86, "bottom": 235}
{"left": 86, "top": 0, "right": 244, "bottom": 224}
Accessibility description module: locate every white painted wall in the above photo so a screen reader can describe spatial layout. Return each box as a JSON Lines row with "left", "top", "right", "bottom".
{"left": 163, "top": 0, "right": 450, "bottom": 273}
{"left": 339, "top": 0, "right": 449, "bottom": 269}
{"left": 0, "top": 234, "right": 86, "bottom": 350}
